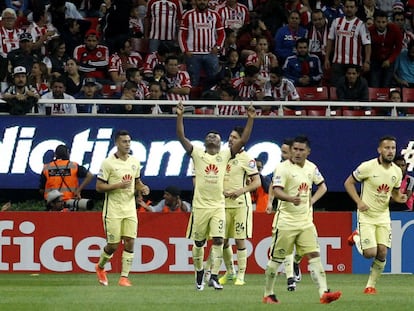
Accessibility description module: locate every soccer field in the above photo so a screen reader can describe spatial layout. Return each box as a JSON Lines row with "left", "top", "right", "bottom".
{"left": 0, "top": 273, "right": 412, "bottom": 311}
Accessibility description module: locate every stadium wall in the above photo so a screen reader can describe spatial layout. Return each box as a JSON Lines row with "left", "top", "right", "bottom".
{"left": 0, "top": 212, "right": 412, "bottom": 274}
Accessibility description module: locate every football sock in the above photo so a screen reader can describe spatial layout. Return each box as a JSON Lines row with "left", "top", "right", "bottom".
{"left": 223, "top": 246, "right": 235, "bottom": 275}
{"left": 308, "top": 257, "right": 328, "bottom": 297}
{"left": 236, "top": 248, "right": 247, "bottom": 280}
{"left": 264, "top": 259, "right": 282, "bottom": 297}
{"left": 192, "top": 244, "right": 204, "bottom": 271}
{"left": 366, "top": 258, "right": 386, "bottom": 288}
{"left": 121, "top": 250, "right": 134, "bottom": 278}
{"left": 204, "top": 252, "right": 212, "bottom": 272}
{"left": 284, "top": 253, "right": 294, "bottom": 279}
{"left": 211, "top": 244, "right": 224, "bottom": 275}
{"left": 353, "top": 233, "right": 363, "bottom": 255}
{"left": 98, "top": 249, "right": 113, "bottom": 268}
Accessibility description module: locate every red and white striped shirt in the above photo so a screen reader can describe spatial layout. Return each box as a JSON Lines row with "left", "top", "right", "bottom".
{"left": 135, "top": 81, "right": 150, "bottom": 100}
{"left": 263, "top": 78, "right": 300, "bottom": 100}
{"left": 0, "top": 27, "right": 22, "bottom": 58}
{"left": 143, "top": 52, "right": 164, "bottom": 75}
{"left": 28, "top": 22, "right": 58, "bottom": 56}
{"left": 217, "top": 3, "right": 250, "bottom": 31}
{"left": 245, "top": 53, "right": 272, "bottom": 79}
{"left": 146, "top": 0, "right": 182, "bottom": 41}
{"left": 328, "top": 16, "right": 371, "bottom": 65}
{"left": 109, "top": 52, "right": 143, "bottom": 75}
{"left": 219, "top": 105, "right": 246, "bottom": 115}
{"left": 307, "top": 24, "right": 328, "bottom": 60}
{"left": 179, "top": 8, "right": 225, "bottom": 54}
{"left": 231, "top": 77, "right": 262, "bottom": 101}
{"left": 164, "top": 71, "right": 191, "bottom": 101}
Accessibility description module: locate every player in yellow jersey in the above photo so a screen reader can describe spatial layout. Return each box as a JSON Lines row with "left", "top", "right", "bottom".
{"left": 263, "top": 135, "right": 341, "bottom": 304}
{"left": 176, "top": 101, "right": 255, "bottom": 291}
{"left": 217, "top": 126, "right": 261, "bottom": 286}
{"left": 344, "top": 135, "right": 407, "bottom": 295}
{"left": 94, "top": 130, "right": 150, "bottom": 287}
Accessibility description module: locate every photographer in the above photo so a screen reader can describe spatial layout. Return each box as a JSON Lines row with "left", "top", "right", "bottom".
{"left": 138, "top": 186, "right": 191, "bottom": 213}
{"left": 39, "top": 144, "right": 94, "bottom": 209}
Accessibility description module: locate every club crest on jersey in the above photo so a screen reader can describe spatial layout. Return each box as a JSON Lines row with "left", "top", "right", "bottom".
{"left": 205, "top": 163, "right": 219, "bottom": 175}
{"left": 216, "top": 155, "right": 223, "bottom": 162}
{"left": 392, "top": 176, "right": 397, "bottom": 183}
{"left": 132, "top": 164, "right": 137, "bottom": 171}
{"left": 249, "top": 159, "right": 256, "bottom": 169}
{"left": 97, "top": 51, "right": 102, "bottom": 58}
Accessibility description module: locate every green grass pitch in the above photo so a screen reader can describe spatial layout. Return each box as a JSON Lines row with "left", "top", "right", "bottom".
{"left": 0, "top": 273, "right": 412, "bottom": 311}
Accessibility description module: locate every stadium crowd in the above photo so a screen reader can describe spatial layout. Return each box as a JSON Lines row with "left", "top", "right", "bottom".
{"left": 1, "top": 0, "right": 414, "bottom": 116}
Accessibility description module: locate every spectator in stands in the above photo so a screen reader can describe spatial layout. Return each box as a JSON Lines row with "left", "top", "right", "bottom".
{"left": 138, "top": 186, "right": 191, "bottom": 212}
{"left": 178, "top": 0, "right": 225, "bottom": 88}
{"left": 144, "top": 0, "right": 183, "bottom": 53}
{"left": 5, "top": 0, "right": 30, "bottom": 15}
{"left": 356, "top": 0, "right": 380, "bottom": 23}
{"left": 231, "top": 65, "right": 263, "bottom": 101}
{"left": 325, "top": 0, "right": 371, "bottom": 87}
{"left": 217, "top": 48, "right": 245, "bottom": 80}
{"left": 43, "top": 38, "right": 70, "bottom": 79}
{"left": 40, "top": 144, "right": 94, "bottom": 209}
{"left": 283, "top": 37, "right": 323, "bottom": 87}
{"left": 368, "top": 11, "right": 403, "bottom": 88}
{"left": 108, "top": 36, "right": 143, "bottom": 85}
{"left": 128, "top": 4, "right": 144, "bottom": 39}
{"left": 336, "top": 64, "right": 369, "bottom": 102}
{"left": 217, "top": 0, "right": 250, "bottom": 32}
{"left": 29, "top": 61, "right": 50, "bottom": 97}
{"left": 218, "top": 85, "right": 245, "bottom": 115}
{"left": 394, "top": 41, "right": 414, "bottom": 87}
{"left": 7, "top": 32, "right": 40, "bottom": 77}
{"left": 285, "top": 0, "right": 311, "bottom": 27}
{"left": 59, "top": 18, "right": 83, "bottom": 57}
{"left": 63, "top": 58, "right": 84, "bottom": 96}
{"left": 147, "top": 81, "right": 168, "bottom": 114}
{"left": 39, "top": 76, "right": 77, "bottom": 114}
{"left": 74, "top": 29, "right": 109, "bottom": 82}
{"left": 150, "top": 64, "right": 166, "bottom": 83}
{"left": 321, "top": 0, "right": 344, "bottom": 26}
{"left": 274, "top": 11, "right": 308, "bottom": 65}
{"left": 237, "top": 19, "right": 274, "bottom": 58}
{"left": 74, "top": 77, "right": 104, "bottom": 113}
{"left": 393, "top": 12, "right": 414, "bottom": 50}
{"left": 28, "top": 6, "right": 58, "bottom": 57}
{"left": 142, "top": 42, "right": 169, "bottom": 81}
{"left": 160, "top": 55, "right": 191, "bottom": 101}
{"left": 388, "top": 88, "right": 405, "bottom": 116}
{"left": 390, "top": 155, "right": 414, "bottom": 211}
{"left": 308, "top": 9, "right": 328, "bottom": 64}
{"left": 263, "top": 67, "right": 300, "bottom": 101}
{"left": 218, "top": 28, "right": 238, "bottom": 63}
{"left": 245, "top": 36, "right": 279, "bottom": 83}
{"left": 116, "top": 81, "right": 143, "bottom": 114}
{"left": 47, "top": 0, "right": 88, "bottom": 35}
{"left": 126, "top": 67, "right": 150, "bottom": 102}
{"left": 0, "top": 8, "right": 22, "bottom": 82}
{"left": 251, "top": 158, "right": 271, "bottom": 212}
{"left": 3, "top": 66, "right": 39, "bottom": 115}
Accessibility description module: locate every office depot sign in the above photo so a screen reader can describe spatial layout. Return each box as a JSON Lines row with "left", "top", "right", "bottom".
{"left": 0, "top": 212, "right": 354, "bottom": 274}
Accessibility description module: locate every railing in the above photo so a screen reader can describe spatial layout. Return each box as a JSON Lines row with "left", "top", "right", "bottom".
{"left": 1, "top": 98, "right": 414, "bottom": 117}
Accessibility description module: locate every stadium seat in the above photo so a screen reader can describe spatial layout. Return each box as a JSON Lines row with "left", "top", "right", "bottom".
{"left": 296, "top": 87, "right": 328, "bottom": 114}
{"left": 342, "top": 109, "right": 365, "bottom": 116}
{"left": 329, "top": 86, "right": 338, "bottom": 100}
{"left": 282, "top": 108, "right": 307, "bottom": 116}
{"left": 190, "top": 86, "right": 203, "bottom": 100}
{"left": 307, "top": 109, "right": 326, "bottom": 116}
{"left": 368, "top": 87, "right": 395, "bottom": 101}
{"left": 402, "top": 88, "right": 414, "bottom": 114}
{"left": 101, "top": 84, "right": 122, "bottom": 98}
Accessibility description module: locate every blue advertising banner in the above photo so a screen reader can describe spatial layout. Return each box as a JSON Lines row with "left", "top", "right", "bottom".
{"left": 1, "top": 116, "right": 414, "bottom": 191}
{"left": 351, "top": 212, "right": 414, "bottom": 274}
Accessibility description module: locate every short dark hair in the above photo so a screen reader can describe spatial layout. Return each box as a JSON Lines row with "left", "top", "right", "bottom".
{"left": 293, "top": 135, "right": 310, "bottom": 147}
{"left": 126, "top": 67, "right": 140, "bottom": 80}
{"left": 115, "top": 130, "right": 130, "bottom": 141}
{"left": 379, "top": 135, "right": 396, "bottom": 146}
{"left": 283, "top": 137, "right": 294, "bottom": 146}
{"left": 296, "top": 37, "right": 309, "bottom": 48}
{"left": 374, "top": 10, "right": 388, "bottom": 19}
{"left": 244, "top": 65, "right": 260, "bottom": 77}
{"left": 393, "top": 154, "right": 405, "bottom": 163}
{"left": 232, "top": 126, "right": 244, "bottom": 138}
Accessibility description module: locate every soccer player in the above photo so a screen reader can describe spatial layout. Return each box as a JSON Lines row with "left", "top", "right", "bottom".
{"left": 344, "top": 136, "right": 407, "bottom": 294}
{"left": 176, "top": 101, "right": 255, "bottom": 291}
{"left": 263, "top": 135, "right": 341, "bottom": 304}
{"left": 217, "top": 126, "right": 261, "bottom": 286}
{"left": 95, "top": 130, "right": 150, "bottom": 287}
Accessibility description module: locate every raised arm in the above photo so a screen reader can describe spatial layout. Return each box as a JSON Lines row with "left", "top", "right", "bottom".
{"left": 230, "top": 104, "right": 255, "bottom": 155}
{"left": 176, "top": 101, "right": 193, "bottom": 154}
